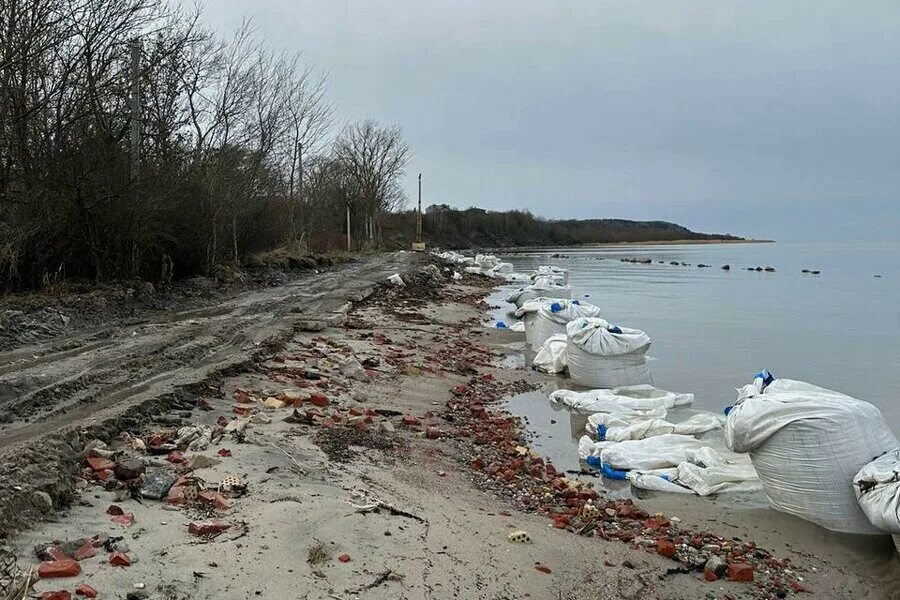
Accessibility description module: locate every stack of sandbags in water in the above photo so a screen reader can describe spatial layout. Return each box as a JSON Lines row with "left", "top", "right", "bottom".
{"left": 505, "top": 276, "right": 572, "bottom": 308}
{"left": 530, "top": 265, "right": 568, "bottom": 285}
{"left": 565, "top": 317, "right": 652, "bottom": 388}
{"left": 724, "top": 372, "right": 898, "bottom": 535}
{"left": 515, "top": 298, "right": 602, "bottom": 351}
{"left": 558, "top": 385, "right": 759, "bottom": 495}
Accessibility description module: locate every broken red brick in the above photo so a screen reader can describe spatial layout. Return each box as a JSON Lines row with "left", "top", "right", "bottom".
{"left": 308, "top": 393, "right": 329, "bottom": 407}
{"left": 726, "top": 563, "right": 753, "bottom": 582}
{"left": 217, "top": 448, "right": 232, "bottom": 457}
{"left": 656, "top": 539, "right": 676, "bottom": 558}
{"left": 534, "top": 564, "right": 552, "bottom": 574}
{"left": 401, "top": 415, "right": 420, "bottom": 427}
{"left": 166, "top": 451, "right": 186, "bottom": 464}
{"left": 166, "top": 485, "right": 187, "bottom": 505}
{"left": 109, "top": 552, "right": 130, "bottom": 567}
{"left": 338, "top": 554, "right": 351, "bottom": 563}
{"left": 110, "top": 513, "right": 134, "bottom": 527}
{"left": 198, "top": 490, "right": 229, "bottom": 510}
{"left": 72, "top": 542, "right": 96, "bottom": 561}
{"left": 789, "top": 580, "right": 810, "bottom": 593}
{"left": 85, "top": 457, "right": 114, "bottom": 471}
{"left": 106, "top": 504, "right": 124, "bottom": 515}
{"left": 38, "top": 559, "right": 81, "bottom": 578}
{"left": 41, "top": 592, "right": 71, "bottom": 600}
{"left": 233, "top": 405, "right": 251, "bottom": 416}
{"left": 75, "top": 584, "right": 97, "bottom": 598}
{"left": 188, "top": 521, "right": 231, "bottom": 536}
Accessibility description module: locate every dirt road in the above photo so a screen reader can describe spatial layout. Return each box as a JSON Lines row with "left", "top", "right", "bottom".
{"left": 0, "top": 252, "right": 419, "bottom": 530}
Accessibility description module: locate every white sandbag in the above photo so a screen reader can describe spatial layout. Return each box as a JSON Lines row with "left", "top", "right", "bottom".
{"left": 434, "top": 250, "right": 474, "bottom": 265}
{"left": 854, "top": 449, "right": 900, "bottom": 534}
{"left": 583, "top": 433, "right": 708, "bottom": 471}
{"left": 550, "top": 384, "right": 693, "bottom": 416}
{"left": 586, "top": 411, "right": 722, "bottom": 442}
{"left": 627, "top": 448, "right": 761, "bottom": 496}
{"left": 629, "top": 472, "right": 695, "bottom": 494}
{"left": 486, "top": 262, "right": 514, "bottom": 276}
{"left": 489, "top": 320, "right": 524, "bottom": 332}
{"left": 505, "top": 277, "right": 572, "bottom": 307}
{"left": 532, "top": 334, "right": 568, "bottom": 374}
{"left": 724, "top": 376, "right": 898, "bottom": 534}
{"left": 516, "top": 298, "right": 603, "bottom": 350}
{"left": 387, "top": 273, "right": 405, "bottom": 286}
{"left": 531, "top": 265, "right": 568, "bottom": 284}
{"left": 566, "top": 318, "right": 652, "bottom": 388}
{"left": 474, "top": 254, "right": 501, "bottom": 269}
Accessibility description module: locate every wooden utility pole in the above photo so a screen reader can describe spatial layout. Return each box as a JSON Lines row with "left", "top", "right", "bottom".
{"left": 346, "top": 203, "right": 351, "bottom": 252}
{"left": 412, "top": 172, "right": 425, "bottom": 251}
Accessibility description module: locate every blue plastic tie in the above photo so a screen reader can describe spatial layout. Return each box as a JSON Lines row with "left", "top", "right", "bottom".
{"left": 723, "top": 405, "right": 733, "bottom": 416}
{"left": 596, "top": 423, "right": 607, "bottom": 441}
{"left": 601, "top": 462, "right": 628, "bottom": 480}
{"left": 754, "top": 369, "right": 775, "bottom": 388}
{"left": 495, "top": 321, "right": 508, "bottom": 329}
{"left": 572, "top": 299, "right": 581, "bottom": 305}
{"left": 550, "top": 302, "right": 563, "bottom": 313}
{"left": 585, "top": 455, "right": 602, "bottom": 467}
{"left": 609, "top": 325, "right": 623, "bottom": 334}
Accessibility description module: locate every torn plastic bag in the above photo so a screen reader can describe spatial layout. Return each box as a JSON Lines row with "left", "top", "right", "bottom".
{"left": 566, "top": 318, "right": 652, "bottom": 388}
{"left": 724, "top": 376, "right": 897, "bottom": 534}
{"left": 515, "top": 298, "right": 603, "bottom": 350}
{"left": 550, "top": 384, "right": 693, "bottom": 416}
{"left": 854, "top": 449, "right": 900, "bottom": 534}
{"left": 532, "top": 334, "right": 567, "bottom": 374}
{"left": 586, "top": 411, "right": 722, "bottom": 442}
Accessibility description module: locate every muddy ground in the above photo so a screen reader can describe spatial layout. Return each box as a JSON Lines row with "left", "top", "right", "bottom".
{"left": 0, "top": 256, "right": 895, "bottom": 600}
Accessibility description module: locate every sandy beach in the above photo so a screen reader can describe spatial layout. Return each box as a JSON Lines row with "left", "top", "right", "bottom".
{"left": 1, "top": 255, "right": 895, "bottom": 600}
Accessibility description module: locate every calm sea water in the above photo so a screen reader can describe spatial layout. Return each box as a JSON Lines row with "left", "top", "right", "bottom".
{"left": 496, "top": 241, "right": 900, "bottom": 428}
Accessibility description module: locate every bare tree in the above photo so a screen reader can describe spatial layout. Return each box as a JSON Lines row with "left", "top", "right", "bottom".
{"left": 334, "top": 120, "right": 410, "bottom": 245}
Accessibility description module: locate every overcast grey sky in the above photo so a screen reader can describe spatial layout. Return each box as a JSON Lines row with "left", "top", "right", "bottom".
{"left": 195, "top": 1, "right": 899, "bottom": 241}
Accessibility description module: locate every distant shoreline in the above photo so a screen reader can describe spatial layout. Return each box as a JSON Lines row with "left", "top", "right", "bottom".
{"left": 481, "top": 238, "right": 774, "bottom": 253}
{"left": 581, "top": 238, "right": 775, "bottom": 247}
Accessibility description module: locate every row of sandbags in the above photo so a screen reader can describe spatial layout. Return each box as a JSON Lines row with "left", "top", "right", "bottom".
{"left": 494, "top": 259, "right": 900, "bottom": 537}
{"left": 435, "top": 251, "right": 517, "bottom": 279}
